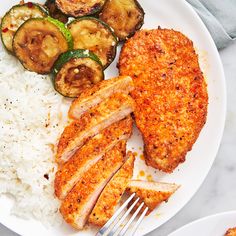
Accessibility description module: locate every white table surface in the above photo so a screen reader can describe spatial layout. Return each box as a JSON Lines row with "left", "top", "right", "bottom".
{"left": 1, "top": 43, "right": 235, "bottom": 236}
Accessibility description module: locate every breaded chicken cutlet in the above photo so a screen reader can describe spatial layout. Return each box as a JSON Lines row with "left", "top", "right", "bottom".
{"left": 60, "top": 141, "right": 126, "bottom": 230}
{"left": 119, "top": 29, "right": 208, "bottom": 172}
{"left": 56, "top": 93, "right": 135, "bottom": 163}
{"left": 89, "top": 151, "right": 135, "bottom": 226}
{"left": 55, "top": 117, "right": 133, "bottom": 200}
{"left": 225, "top": 228, "right": 236, "bottom": 236}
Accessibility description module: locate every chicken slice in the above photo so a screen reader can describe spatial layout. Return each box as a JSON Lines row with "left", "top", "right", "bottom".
{"left": 56, "top": 93, "right": 135, "bottom": 163}
{"left": 55, "top": 117, "right": 133, "bottom": 200}
{"left": 126, "top": 180, "right": 180, "bottom": 215}
{"left": 89, "top": 151, "right": 135, "bottom": 227}
{"left": 60, "top": 141, "right": 126, "bottom": 230}
{"left": 69, "top": 76, "right": 134, "bottom": 119}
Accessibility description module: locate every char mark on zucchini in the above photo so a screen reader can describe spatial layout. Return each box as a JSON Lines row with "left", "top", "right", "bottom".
{"left": 55, "top": 0, "right": 105, "bottom": 17}
{"left": 12, "top": 17, "right": 73, "bottom": 74}
{"left": 99, "top": 0, "right": 145, "bottom": 41}
{"left": 52, "top": 49, "right": 104, "bottom": 98}
{"left": 0, "top": 2, "right": 48, "bottom": 52}
{"left": 45, "top": 0, "right": 68, "bottom": 23}
{"left": 68, "top": 17, "right": 118, "bottom": 68}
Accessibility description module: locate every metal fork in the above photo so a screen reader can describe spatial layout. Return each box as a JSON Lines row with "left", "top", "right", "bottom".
{"left": 96, "top": 193, "right": 148, "bottom": 236}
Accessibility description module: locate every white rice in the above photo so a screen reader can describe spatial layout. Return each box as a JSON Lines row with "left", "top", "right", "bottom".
{"left": 0, "top": 44, "right": 69, "bottom": 226}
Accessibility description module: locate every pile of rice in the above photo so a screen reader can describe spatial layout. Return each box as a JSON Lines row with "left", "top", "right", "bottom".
{"left": 0, "top": 44, "right": 69, "bottom": 226}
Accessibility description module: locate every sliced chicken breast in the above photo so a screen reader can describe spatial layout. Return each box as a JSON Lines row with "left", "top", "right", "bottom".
{"left": 60, "top": 141, "right": 126, "bottom": 230}
{"left": 56, "top": 93, "right": 134, "bottom": 163}
{"left": 55, "top": 117, "right": 133, "bottom": 200}
{"left": 89, "top": 151, "right": 135, "bottom": 227}
{"left": 69, "top": 76, "right": 134, "bottom": 119}
{"left": 126, "top": 180, "right": 180, "bottom": 215}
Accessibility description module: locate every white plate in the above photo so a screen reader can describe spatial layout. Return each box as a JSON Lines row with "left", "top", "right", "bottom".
{"left": 0, "top": 0, "right": 226, "bottom": 235}
{"left": 169, "top": 211, "right": 236, "bottom": 236}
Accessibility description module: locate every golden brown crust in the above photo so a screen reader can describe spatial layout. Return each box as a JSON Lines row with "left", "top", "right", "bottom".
{"left": 88, "top": 151, "right": 135, "bottom": 226}
{"left": 225, "top": 228, "right": 236, "bottom": 236}
{"left": 56, "top": 93, "right": 134, "bottom": 163}
{"left": 60, "top": 141, "right": 126, "bottom": 229}
{"left": 54, "top": 117, "right": 133, "bottom": 199}
{"left": 119, "top": 29, "right": 208, "bottom": 172}
{"left": 68, "top": 76, "right": 134, "bottom": 119}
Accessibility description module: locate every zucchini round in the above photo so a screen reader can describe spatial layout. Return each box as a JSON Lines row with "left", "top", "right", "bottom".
{"left": 13, "top": 17, "right": 73, "bottom": 74}
{"left": 0, "top": 2, "right": 48, "bottom": 52}
{"left": 52, "top": 50, "right": 104, "bottom": 98}
{"left": 45, "top": 0, "right": 68, "bottom": 23}
{"left": 99, "top": 0, "right": 144, "bottom": 41}
{"left": 68, "top": 17, "right": 117, "bottom": 69}
{"left": 55, "top": 0, "right": 105, "bottom": 17}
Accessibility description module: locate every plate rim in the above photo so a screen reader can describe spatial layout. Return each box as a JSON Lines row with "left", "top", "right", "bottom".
{"left": 0, "top": 0, "right": 227, "bottom": 235}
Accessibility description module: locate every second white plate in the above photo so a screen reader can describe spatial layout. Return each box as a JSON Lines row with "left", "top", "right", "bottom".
{"left": 169, "top": 211, "right": 236, "bottom": 236}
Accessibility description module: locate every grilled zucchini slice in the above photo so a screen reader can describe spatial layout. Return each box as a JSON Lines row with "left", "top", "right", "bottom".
{"left": 13, "top": 17, "right": 73, "bottom": 74}
{"left": 0, "top": 3, "right": 48, "bottom": 52}
{"left": 68, "top": 17, "right": 117, "bottom": 68}
{"left": 52, "top": 50, "right": 104, "bottom": 97}
{"left": 99, "top": 0, "right": 144, "bottom": 41}
{"left": 45, "top": 0, "right": 68, "bottom": 23}
{"left": 56, "top": 0, "right": 105, "bottom": 17}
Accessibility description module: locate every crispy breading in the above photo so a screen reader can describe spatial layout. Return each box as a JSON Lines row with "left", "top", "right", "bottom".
{"left": 119, "top": 29, "right": 208, "bottom": 172}
{"left": 69, "top": 75, "right": 134, "bottom": 119}
{"left": 89, "top": 151, "right": 135, "bottom": 226}
{"left": 56, "top": 93, "right": 135, "bottom": 163}
{"left": 60, "top": 141, "right": 126, "bottom": 230}
{"left": 126, "top": 180, "right": 179, "bottom": 215}
{"left": 54, "top": 117, "right": 133, "bottom": 200}
{"left": 225, "top": 228, "right": 236, "bottom": 236}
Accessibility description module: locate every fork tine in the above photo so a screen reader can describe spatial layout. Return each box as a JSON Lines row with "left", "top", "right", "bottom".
{"left": 118, "top": 202, "right": 145, "bottom": 236}
{"left": 107, "top": 197, "right": 140, "bottom": 236}
{"left": 130, "top": 206, "right": 149, "bottom": 236}
{"left": 96, "top": 193, "right": 136, "bottom": 236}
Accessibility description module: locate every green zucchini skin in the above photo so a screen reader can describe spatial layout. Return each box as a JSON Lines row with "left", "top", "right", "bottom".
{"left": 45, "top": 0, "right": 68, "bottom": 23}
{"left": 52, "top": 49, "right": 103, "bottom": 74}
{"left": 52, "top": 49, "right": 104, "bottom": 98}
{"left": 68, "top": 17, "right": 118, "bottom": 69}
{"left": 0, "top": 3, "right": 48, "bottom": 52}
{"left": 55, "top": 0, "right": 105, "bottom": 18}
{"left": 46, "top": 17, "right": 73, "bottom": 49}
{"left": 13, "top": 17, "right": 73, "bottom": 74}
{"left": 99, "top": 0, "right": 145, "bottom": 42}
